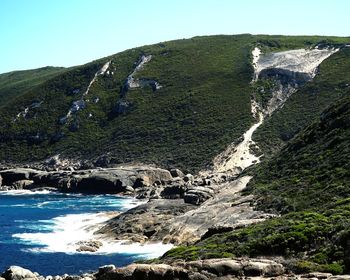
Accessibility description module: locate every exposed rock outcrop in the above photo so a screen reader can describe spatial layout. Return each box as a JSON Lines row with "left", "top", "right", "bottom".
{"left": 60, "top": 61, "right": 111, "bottom": 124}
{"left": 113, "top": 100, "right": 131, "bottom": 115}
{"left": 161, "top": 184, "right": 186, "bottom": 199}
{"left": 0, "top": 166, "right": 173, "bottom": 195}
{"left": 184, "top": 185, "right": 215, "bottom": 205}
{"left": 75, "top": 240, "right": 103, "bottom": 252}
{"left": 124, "top": 55, "right": 162, "bottom": 92}
{"left": 97, "top": 199, "right": 196, "bottom": 243}
{"left": 206, "top": 46, "right": 339, "bottom": 180}
{"left": 111, "top": 54, "right": 161, "bottom": 118}
{"left": 1, "top": 46, "right": 345, "bottom": 280}
{"left": 254, "top": 47, "right": 339, "bottom": 116}
{"left": 97, "top": 175, "right": 274, "bottom": 246}
{"left": 158, "top": 176, "right": 275, "bottom": 245}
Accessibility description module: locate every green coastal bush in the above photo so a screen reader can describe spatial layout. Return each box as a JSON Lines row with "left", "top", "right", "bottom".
{"left": 163, "top": 92, "right": 350, "bottom": 274}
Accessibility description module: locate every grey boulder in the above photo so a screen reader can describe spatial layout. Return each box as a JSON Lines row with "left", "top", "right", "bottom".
{"left": 2, "top": 266, "right": 37, "bottom": 280}
{"left": 170, "top": 168, "right": 184, "bottom": 178}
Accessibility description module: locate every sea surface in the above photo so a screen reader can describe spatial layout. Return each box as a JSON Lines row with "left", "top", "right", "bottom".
{"left": 0, "top": 190, "right": 172, "bottom": 276}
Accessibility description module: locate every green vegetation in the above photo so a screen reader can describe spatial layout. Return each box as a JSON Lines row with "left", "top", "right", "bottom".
{"left": 1, "top": 34, "right": 350, "bottom": 274}
{"left": 0, "top": 66, "right": 67, "bottom": 106}
{"left": 0, "top": 35, "right": 349, "bottom": 173}
{"left": 251, "top": 77, "right": 277, "bottom": 109}
{"left": 163, "top": 93, "right": 350, "bottom": 273}
{"left": 164, "top": 209, "right": 350, "bottom": 274}
{"left": 1, "top": 35, "right": 256, "bottom": 171}
{"left": 247, "top": 91, "right": 350, "bottom": 213}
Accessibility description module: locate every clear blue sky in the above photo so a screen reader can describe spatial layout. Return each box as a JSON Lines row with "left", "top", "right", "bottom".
{"left": 0, "top": 0, "right": 349, "bottom": 74}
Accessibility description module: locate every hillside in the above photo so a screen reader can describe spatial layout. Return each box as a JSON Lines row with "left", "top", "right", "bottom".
{"left": 0, "top": 35, "right": 255, "bottom": 171}
{"left": 163, "top": 93, "right": 350, "bottom": 274}
{"left": 254, "top": 46, "right": 350, "bottom": 157}
{"left": 0, "top": 35, "right": 349, "bottom": 173}
{"left": 0, "top": 66, "right": 67, "bottom": 106}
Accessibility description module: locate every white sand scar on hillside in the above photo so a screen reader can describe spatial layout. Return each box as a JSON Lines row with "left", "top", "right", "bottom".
{"left": 213, "top": 101, "right": 264, "bottom": 175}
{"left": 189, "top": 46, "right": 340, "bottom": 244}
{"left": 255, "top": 47, "right": 339, "bottom": 116}
{"left": 252, "top": 47, "right": 261, "bottom": 81}
{"left": 211, "top": 47, "right": 264, "bottom": 175}
{"left": 211, "top": 46, "right": 339, "bottom": 176}
{"left": 254, "top": 48, "right": 339, "bottom": 79}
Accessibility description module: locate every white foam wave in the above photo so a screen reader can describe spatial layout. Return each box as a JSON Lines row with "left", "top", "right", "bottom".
{"left": 0, "top": 189, "right": 53, "bottom": 196}
{"left": 17, "top": 223, "right": 53, "bottom": 231}
{"left": 36, "top": 201, "right": 51, "bottom": 208}
{"left": 13, "top": 212, "right": 112, "bottom": 252}
{"left": 13, "top": 211, "right": 172, "bottom": 257}
{"left": 6, "top": 204, "right": 27, "bottom": 207}
{"left": 120, "top": 198, "right": 146, "bottom": 211}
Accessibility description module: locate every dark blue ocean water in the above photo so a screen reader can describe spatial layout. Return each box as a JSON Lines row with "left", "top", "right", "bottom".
{"left": 0, "top": 190, "right": 167, "bottom": 276}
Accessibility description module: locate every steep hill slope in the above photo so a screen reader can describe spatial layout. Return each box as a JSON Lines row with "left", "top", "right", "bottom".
{"left": 0, "top": 35, "right": 255, "bottom": 171}
{"left": 0, "top": 66, "right": 66, "bottom": 106}
{"left": 163, "top": 93, "right": 350, "bottom": 274}
{"left": 0, "top": 35, "right": 349, "bottom": 173}
{"left": 253, "top": 45, "right": 350, "bottom": 157}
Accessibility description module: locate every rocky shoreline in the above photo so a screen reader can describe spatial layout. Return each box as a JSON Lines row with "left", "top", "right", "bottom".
{"left": 0, "top": 165, "right": 272, "bottom": 247}
{"left": 2, "top": 259, "right": 350, "bottom": 280}
{"left": 3, "top": 164, "right": 349, "bottom": 279}
{"left": 0, "top": 164, "right": 221, "bottom": 204}
{"left": 1, "top": 148, "right": 348, "bottom": 279}
{"left": 0, "top": 164, "right": 288, "bottom": 279}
